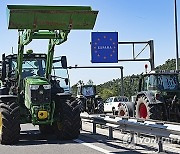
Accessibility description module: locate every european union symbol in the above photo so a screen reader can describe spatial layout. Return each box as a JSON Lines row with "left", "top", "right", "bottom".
{"left": 91, "top": 32, "right": 118, "bottom": 63}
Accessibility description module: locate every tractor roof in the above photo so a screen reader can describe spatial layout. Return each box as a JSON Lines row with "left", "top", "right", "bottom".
{"left": 5, "top": 53, "right": 47, "bottom": 60}
{"left": 143, "top": 70, "right": 180, "bottom": 76}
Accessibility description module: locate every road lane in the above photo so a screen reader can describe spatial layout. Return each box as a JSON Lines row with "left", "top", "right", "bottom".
{"left": 0, "top": 124, "right": 103, "bottom": 154}
{"left": 0, "top": 123, "right": 179, "bottom": 154}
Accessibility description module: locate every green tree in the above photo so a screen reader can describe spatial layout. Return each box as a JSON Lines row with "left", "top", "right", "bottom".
{"left": 99, "top": 88, "right": 115, "bottom": 100}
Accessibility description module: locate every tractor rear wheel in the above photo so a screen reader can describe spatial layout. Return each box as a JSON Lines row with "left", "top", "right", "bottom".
{"left": 0, "top": 101, "right": 20, "bottom": 144}
{"left": 39, "top": 125, "right": 54, "bottom": 135}
{"left": 96, "top": 99, "right": 104, "bottom": 114}
{"left": 54, "top": 97, "right": 81, "bottom": 140}
{"left": 135, "top": 95, "right": 163, "bottom": 120}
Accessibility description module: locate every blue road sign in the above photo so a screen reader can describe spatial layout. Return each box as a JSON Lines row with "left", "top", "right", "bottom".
{"left": 91, "top": 32, "right": 118, "bottom": 63}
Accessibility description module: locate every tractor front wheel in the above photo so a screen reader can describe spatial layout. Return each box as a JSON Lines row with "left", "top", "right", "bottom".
{"left": 96, "top": 99, "right": 104, "bottom": 114}
{"left": 0, "top": 101, "right": 20, "bottom": 144}
{"left": 54, "top": 97, "right": 81, "bottom": 140}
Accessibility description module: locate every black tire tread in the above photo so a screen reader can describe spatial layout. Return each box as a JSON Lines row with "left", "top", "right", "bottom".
{"left": 39, "top": 125, "right": 54, "bottom": 135}
{"left": 54, "top": 97, "right": 81, "bottom": 140}
{"left": 0, "top": 101, "right": 20, "bottom": 145}
{"left": 96, "top": 99, "right": 104, "bottom": 114}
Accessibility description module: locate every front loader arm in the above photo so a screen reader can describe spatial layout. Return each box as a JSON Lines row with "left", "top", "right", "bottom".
{"left": 17, "top": 30, "right": 70, "bottom": 89}
{"left": 45, "top": 30, "right": 70, "bottom": 79}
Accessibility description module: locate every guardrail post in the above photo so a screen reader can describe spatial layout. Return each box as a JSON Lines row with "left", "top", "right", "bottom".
{"left": 109, "top": 126, "right": 113, "bottom": 140}
{"left": 157, "top": 137, "right": 163, "bottom": 153}
{"left": 80, "top": 120, "right": 82, "bottom": 130}
{"left": 131, "top": 132, "right": 135, "bottom": 144}
{"left": 93, "top": 123, "right": 96, "bottom": 134}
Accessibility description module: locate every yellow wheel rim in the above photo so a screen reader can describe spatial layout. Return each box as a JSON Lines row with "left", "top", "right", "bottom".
{"left": 0, "top": 112, "right": 2, "bottom": 135}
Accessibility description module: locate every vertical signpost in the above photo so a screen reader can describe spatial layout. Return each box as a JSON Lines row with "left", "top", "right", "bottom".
{"left": 174, "top": 0, "right": 179, "bottom": 70}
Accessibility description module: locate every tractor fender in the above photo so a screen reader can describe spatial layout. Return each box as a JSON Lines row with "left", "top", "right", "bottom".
{"left": 55, "top": 92, "right": 72, "bottom": 100}
{"left": 95, "top": 95, "right": 101, "bottom": 99}
{"left": 0, "top": 87, "right": 9, "bottom": 95}
{"left": 76, "top": 95, "right": 85, "bottom": 99}
{"left": 136, "top": 91, "right": 163, "bottom": 105}
{"left": 0, "top": 95, "right": 17, "bottom": 102}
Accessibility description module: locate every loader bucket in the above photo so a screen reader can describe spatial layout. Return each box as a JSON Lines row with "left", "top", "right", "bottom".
{"left": 7, "top": 5, "right": 98, "bottom": 30}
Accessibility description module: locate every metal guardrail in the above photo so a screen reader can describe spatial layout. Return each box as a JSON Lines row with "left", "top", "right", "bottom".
{"left": 80, "top": 114, "right": 180, "bottom": 153}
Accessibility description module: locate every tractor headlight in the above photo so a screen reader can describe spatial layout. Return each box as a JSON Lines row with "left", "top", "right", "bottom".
{"left": 43, "top": 85, "right": 51, "bottom": 89}
{"left": 30, "top": 85, "right": 39, "bottom": 90}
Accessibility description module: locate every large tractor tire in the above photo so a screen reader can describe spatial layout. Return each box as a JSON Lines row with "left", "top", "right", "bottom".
{"left": 118, "top": 102, "right": 134, "bottom": 117}
{"left": 96, "top": 99, "right": 104, "bottom": 114}
{"left": 0, "top": 101, "right": 20, "bottom": 144}
{"left": 54, "top": 97, "right": 81, "bottom": 140}
{"left": 39, "top": 124, "right": 54, "bottom": 135}
{"left": 135, "top": 95, "right": 164, "bottom": 120}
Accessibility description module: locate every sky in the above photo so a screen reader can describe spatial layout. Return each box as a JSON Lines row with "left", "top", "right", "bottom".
{"left": 0, "top": 0, "right": 180, "bottom": 86}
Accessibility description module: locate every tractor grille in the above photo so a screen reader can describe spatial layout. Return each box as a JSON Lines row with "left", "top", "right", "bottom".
{"left": 30, "top": 85, "right": 51, "bottom": 104}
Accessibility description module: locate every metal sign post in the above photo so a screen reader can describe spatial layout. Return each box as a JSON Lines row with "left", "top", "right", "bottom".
{"left": 174, "top": 0, "right": 179, "bottom": 70}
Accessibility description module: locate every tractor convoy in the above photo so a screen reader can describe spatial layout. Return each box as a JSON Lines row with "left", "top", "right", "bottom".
{"left": 0, "top": 3, "right": 180, "bottom": 146}
{"left": 0, "top": 5, "right": 98, "bottom": 144}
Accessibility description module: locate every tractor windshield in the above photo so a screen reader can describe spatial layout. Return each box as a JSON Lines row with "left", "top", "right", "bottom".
{"left": 143, "top": 74, "right": 179, "bottom": 91}
{"left": 157, "top": 74, "right": 179, "bottom": 90}
{"left": 12, "top": 58, "right": 46, "bottom": 78}
{"left": 82, "top": 86, "right": 95, "bottom": 96}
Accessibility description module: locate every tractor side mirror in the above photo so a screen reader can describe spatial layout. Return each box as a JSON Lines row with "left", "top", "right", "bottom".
{"left": 53, "top": 56, "right": 67, "bottom": 69}
{"left": 65, "top": 78, "right": 69, "bottom": 85}
{"left": 61, "top": 56, "right": 67, "bottom": 69}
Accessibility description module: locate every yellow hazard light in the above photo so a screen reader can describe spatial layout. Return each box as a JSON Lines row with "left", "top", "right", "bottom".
{"left": 38, "top": 111, "right": 48, "bottom": 119}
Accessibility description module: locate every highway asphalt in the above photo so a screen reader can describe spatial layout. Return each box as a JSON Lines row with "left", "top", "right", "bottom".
{"left": 0, "top": 121, "right": 179, "bottom": 154}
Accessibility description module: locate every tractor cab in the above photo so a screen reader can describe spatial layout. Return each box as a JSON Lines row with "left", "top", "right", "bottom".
{"left": 1, "top": 53, "right": 70, "bottom": 94}
{"left": 139, "top": 70, "right": 179, "bottom": 92}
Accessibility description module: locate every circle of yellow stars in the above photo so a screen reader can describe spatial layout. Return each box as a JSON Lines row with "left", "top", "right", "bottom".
{"left": 93, "top": 35, "right": 117, "bottom": 60}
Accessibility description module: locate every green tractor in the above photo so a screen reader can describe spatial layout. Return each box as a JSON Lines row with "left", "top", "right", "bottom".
{"left": 77, "top": 84, "right": 104, "bottom": 114}
{"left": 0, "top": 5, "right": 98, "bottom": 144}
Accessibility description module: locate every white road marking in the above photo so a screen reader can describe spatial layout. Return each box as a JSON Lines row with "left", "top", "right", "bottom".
{"left": 74, "top": 139, "right": 115, "bottom": 154}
